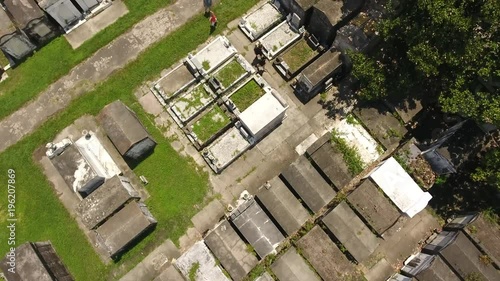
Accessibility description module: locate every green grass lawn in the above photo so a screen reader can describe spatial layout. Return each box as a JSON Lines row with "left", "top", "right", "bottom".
{"left": 192, "top": 106, "right": 230, "bottom": 142}
{"left": 282, "top": 39, "right": 316, "bottom": 72}
{"left": 0, "top": 0, "right": 259, "bottom": 280}
{"left": 0, "top": 0, "right": 178, "bottom": 121}
{"left": 214, "top": 60, "right": 246, "bottom": 88}
{"left": 230, "top": 79, "right": 265, "bottom": 111}
{"left": 0, "top": 53, "right": 9, "bottom": 68}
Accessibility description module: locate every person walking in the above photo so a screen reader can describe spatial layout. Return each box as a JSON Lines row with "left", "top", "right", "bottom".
{"left": 252, "top": 42, "right": 266, "bottom": 74}
{"left": 254, "top": 42, "right": 264, "bottom": 60}
{"left": 203, "top": 0, "right": 212, "bottom": 15}
{"left": 209, "top": 11, "right": 217, "bottom": 33}
{"left": 257, "top": 56, "right": 266, "bottom": 74}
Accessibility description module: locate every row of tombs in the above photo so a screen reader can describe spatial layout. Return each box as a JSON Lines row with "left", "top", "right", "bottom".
{"left": 146, "top": 132, "right": 500, "bottom": 281}
{"left": 2, "top": 137, "right": 498, "bottom": 280}
{"left": 149, "top": 0, "right": 394, "bottom": 174}
{"left": 0, "top": 0, "right": 113, "bottom": 67}
{"left": 147, "top": 140, "right": 498, "bottom": 281}
{"left": 4, "top": 79, "right": 491, "bottom": 281}
{"left": 3, "top": 204, "right": 498, "bottom": 281}
{"left": 151, "top": 35, "right": 289, "bottom": 174}
{"left": 149, "top": 20, "right": 479, "bottom": 179}
{"left": 238, "top": 0, "right": 387, "bottom": 102}
{"left": 170, "top": 149, "right": 433, "bottom": 281}
{"left": 137, "top": 92, "right": 497, "bottom": 281}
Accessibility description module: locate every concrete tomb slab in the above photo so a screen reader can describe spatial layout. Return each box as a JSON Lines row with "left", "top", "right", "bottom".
{"left": 204, "top": 220, "right": 258, "bottom": 281}
{"left": 256, "top": 176, "right": 310, "bottom": 235}
{"left": 239, "top": 91, "right": 289, "bottom": 143}
{"left": 348, "top": 179, "right": 400, "bottom": 235}
{"left": 0, "top": 241, "right": 74, "bottom": 281}
{"left": 322, "top": 201, "right": 380, "bottom": 262}
{"left": 191, "top": 199, "right": 225, "bottom": 234}
{"left": 152, "top": 265, "right": 185, "bottom": 281}
{"left": 353, "top": 102, "right": 407, "bottom": 150}
{"left": 295, "top": 48, "right": 342, "bottom": 102}
{"left": 175, "top": 241, "right": 230, "bottom": 281}
{"left": 76, "top": 175, "right": 140, "bottom": 230}
{"left": 271, "top": 246, "right": 321, "bottom": 281}
{"left": 258, "top": 20, "right": 303, "bottom": 60}
{"left": 297, "top": 226, "right": 360, "bottom": 281}
{"left": 369, "top": 157, "right": 432, "bottom": 218}
{"left": 98, "top": 100, "right": 156, "bottom": 161}
{"left": 229, "top": 198, "right": 284, "bottom": 259}
{"left": 95, "top": 201, "right": 157, "bottom": 258}
{"left": 203, "top": 126, "right": 251, "bottom": 173}
{"left": 239, "top": 2, "right": 283, "bottom": 41}
{"left": 120, "top": 239, "right": 181, "bottom": 281}
{"left": 281, "top": 155, "right": 336, "bottom": 213}
{"left": 307, "top": 135, "right": 353, "bottom": 190}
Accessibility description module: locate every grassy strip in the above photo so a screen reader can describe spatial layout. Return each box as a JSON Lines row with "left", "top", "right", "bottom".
{"left": 0, "top": 0, "right": 259, "bottom": 280}
{"left": 192, "top": 106, "right": 230, "bottom": 142}
{"left": 0, "top": 0, "right": 176, "bottom": 120}
{"left": 331, "top": 130, "right": 364, "bottom": 176}
{"left": 230, "top": 79, "right": 265, "bottom": 111}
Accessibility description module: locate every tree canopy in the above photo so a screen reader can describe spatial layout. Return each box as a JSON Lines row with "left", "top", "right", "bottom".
{"left": 472, "top": 147, "right": 500, "bottom": 190}
{"left": 351, "top": 0, "right": 500, "bottom": 125}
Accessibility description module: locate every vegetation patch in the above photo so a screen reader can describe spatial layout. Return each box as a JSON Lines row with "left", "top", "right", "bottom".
{"left": 346, "top": 114, "right": 360, "bottom": 125}
{"left": 426, "top": 207, "right": 445, "bottom": 226}
{"left": 384, "top": 127, "right": 403, "bottom": 139}
{"left": 246, "top": 244, "right": 257, "bottom": 256}
{"left": 282, "top": 39, "right": 316, "bottom": 71}
{"left": 465, "top": 272, "right": 485, "bottom": 281}
{"left": 214, "top": 60, "right": 246, "bottom": 88}
{"left": 482, "top": 208, "right": 499, "bottom": 224}
{"left": 394, "top": 152, "right": 411, "bottom": 173}
{"left": 243, "top": 254, "right": 276, "bottom": 281}
{"left": 0, "top": 54, "right": 9, "bottom": 67}
{"left": 330, "top": 130, "right": 364, "bottom": 175}
{"left": 173, "top": 85, "right": 211, "bottom": 119}
{"left": 0, "top": 0, "right": 259, "bottom": 280}
{"left": 179, "top": 86, "right": 208, "bottom": 109}
{"left": 202, "top": 60, "right": 210, "bottom": 71}
{"left": 230, "top": 79, "right": 265, "bottom": 111}
{"left": 478, "top": 254, "right": 492, "bottom": 265}
{"left": 192, "top": 106, "right": 230, "bottom": 142}
{"left": 189, "top": 262, "right": 200, "bottom": 281}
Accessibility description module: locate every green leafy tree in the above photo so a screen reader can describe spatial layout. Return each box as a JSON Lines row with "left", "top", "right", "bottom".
{"left": 471, "top": 147, "right": 500, "bottom": 190}
{"left": 357, "top": 0, "right": 500, "bottom": 125}
{"left": 349, "top": 52, "right": 387, "bottom": 100}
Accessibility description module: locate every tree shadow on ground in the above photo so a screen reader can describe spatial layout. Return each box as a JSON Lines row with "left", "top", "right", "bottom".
{"left": 318, "top": 75, "right": 358, "bottom": 120}
{"left": 429, "top": 158, "right": 500, "bottom": 219}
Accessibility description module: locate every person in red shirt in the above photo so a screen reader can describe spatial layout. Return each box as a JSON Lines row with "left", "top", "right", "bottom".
{"left": 209, "top": 11, "right": 217, "bottom": 33}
